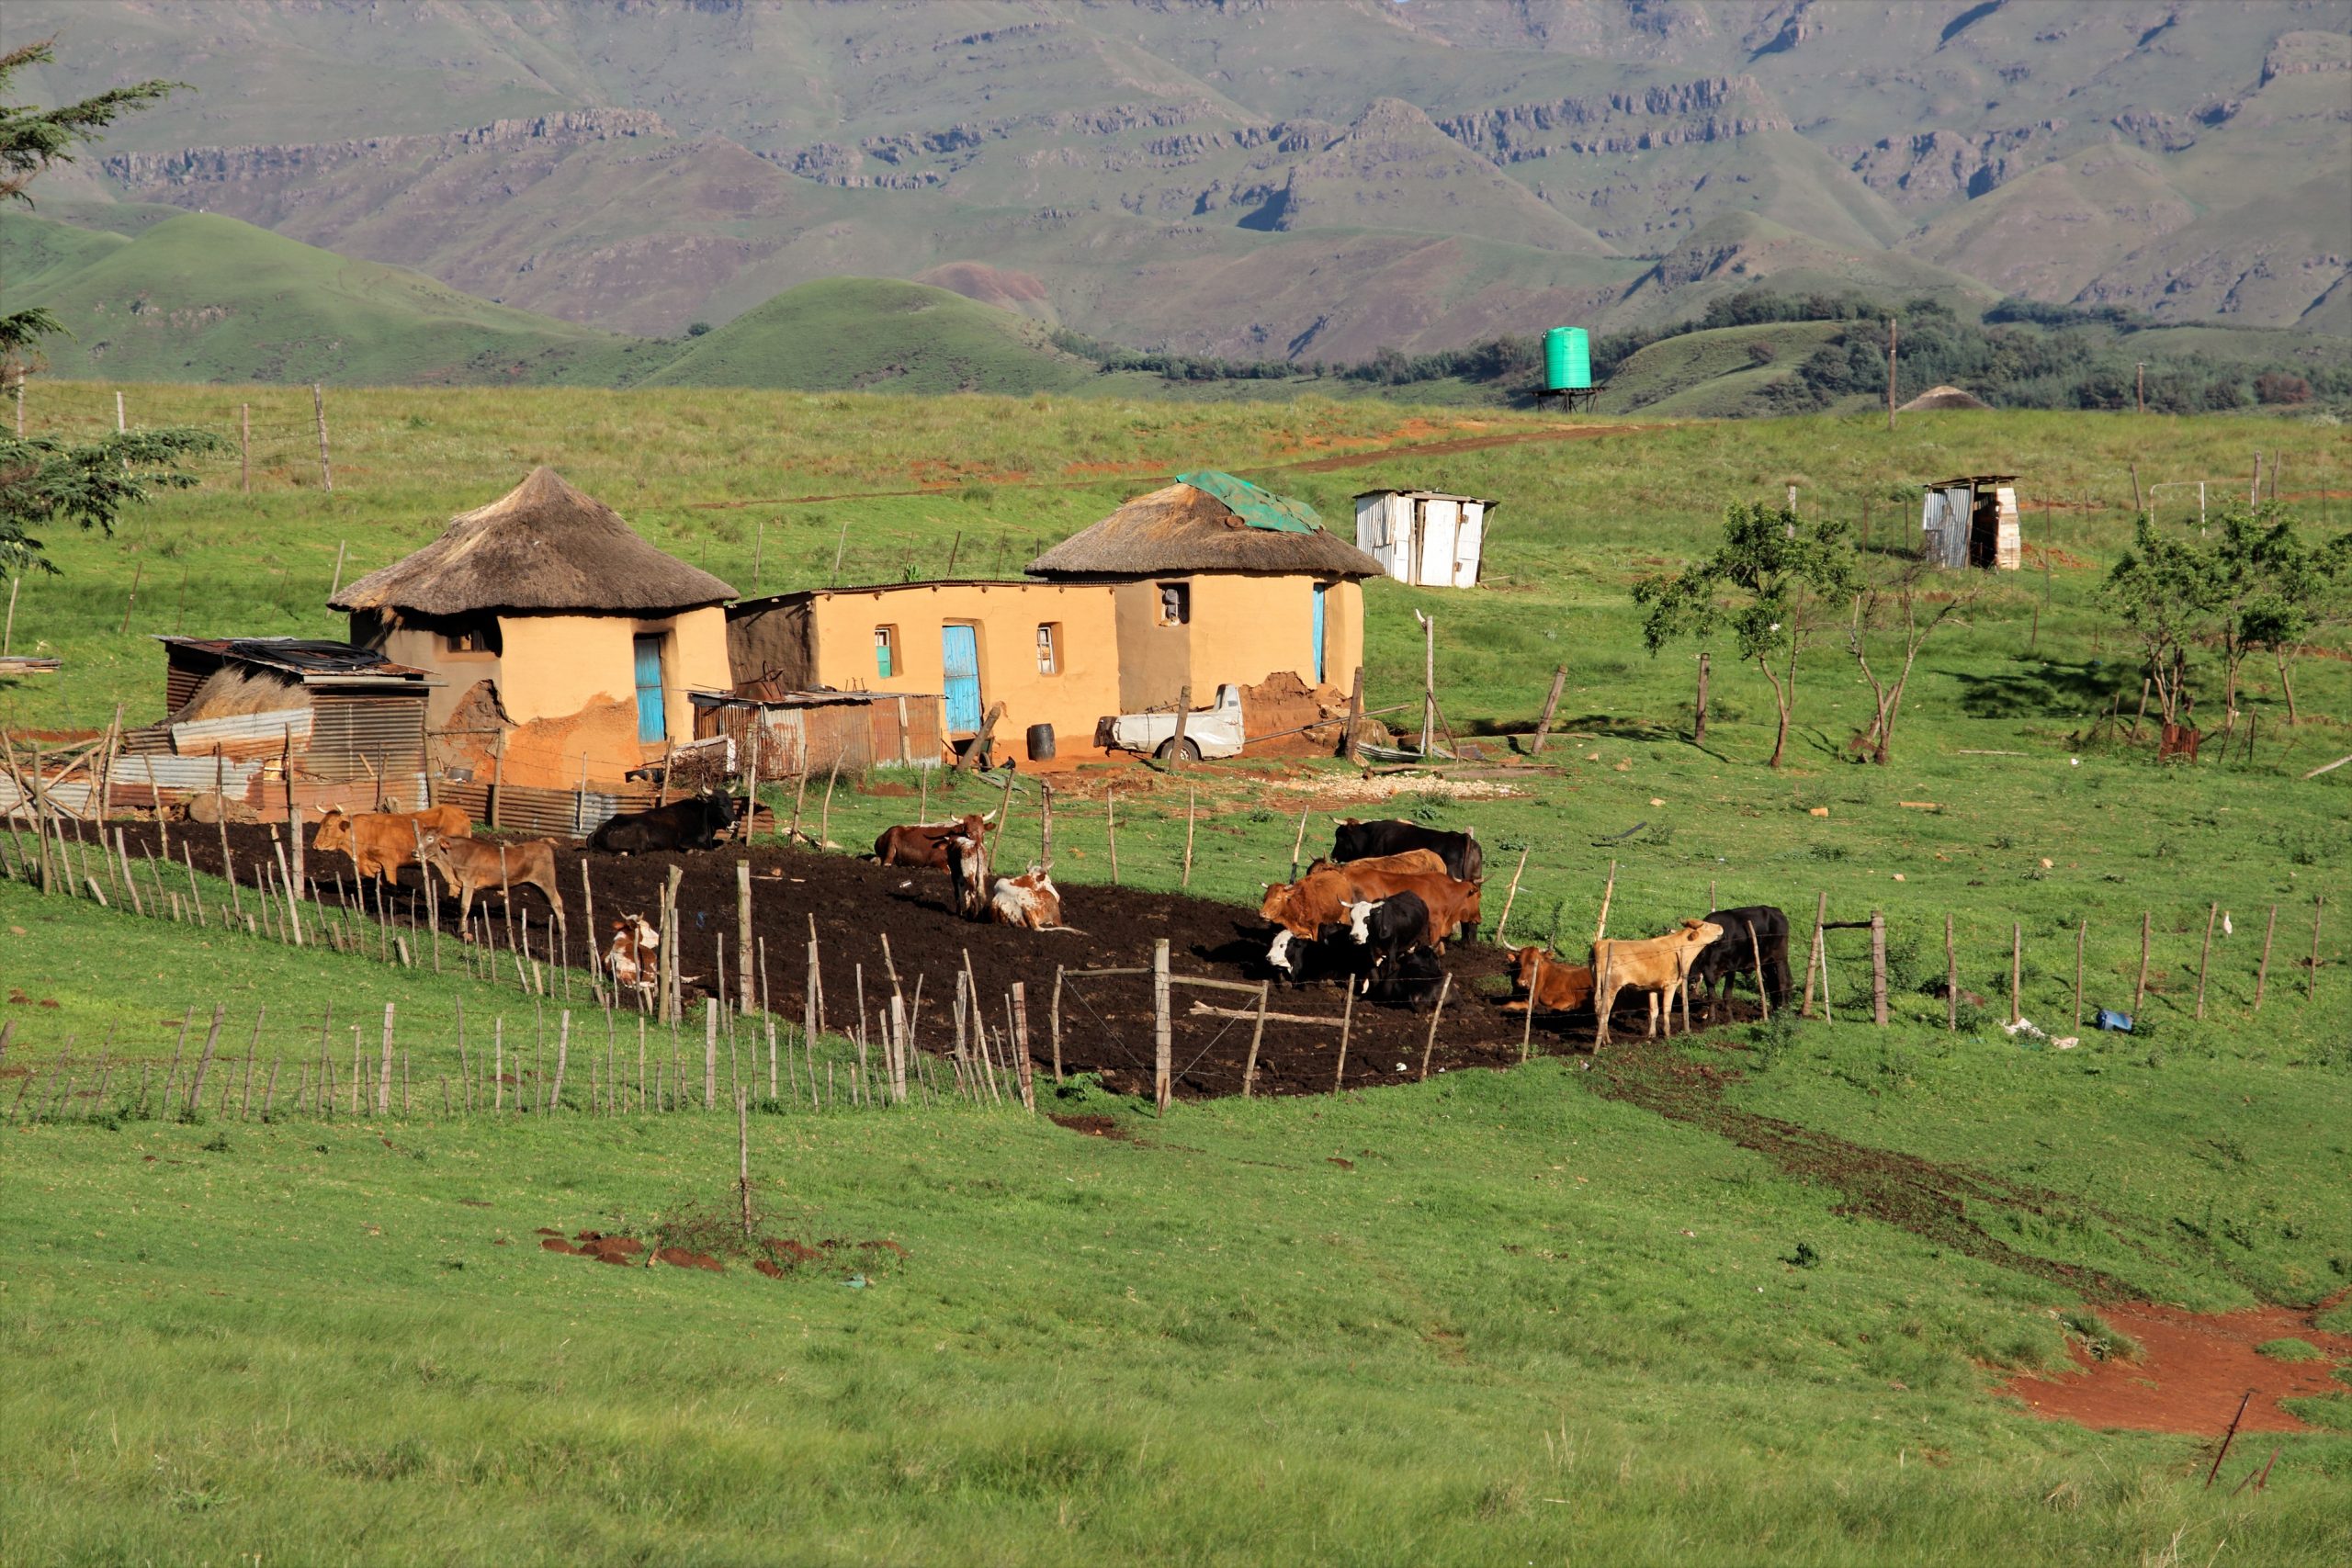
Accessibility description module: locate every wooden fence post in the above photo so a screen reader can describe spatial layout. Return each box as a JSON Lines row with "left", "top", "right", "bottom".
{"left": 240, "top": 403, "right": 250, "bottom": 492}
{"left": 1011, "top": 982, "right": 1034, "bottom": 1113}
{"left": 1493, "top": 847, "right": 1531, "bottom": 946}
{"left": 2195, "top": 902, "right": 2217, "bottom": 1020}
{"left": 1530, "top": 665, "right": 1566, "bottom": 754}
{"left": 311, "top": 383, "right": 332, "bottom": 491}
{"left": 2135, "top": 912, "right": 2151, "bottom": 1013}
{"left": 1168, "top": 683, "right": 1191, "bottom": 772}
{"left": 1418, "top": 974, "right": 1453, "bottom": 1080}
{"left": 2074, "top": 919, "right": 2086, "bottom": 1028}
{"left": 1152, "top": 938, "right": 1171, "bottom": 1116}
{"left": 1334, "top": 987, "right": 1355, "bottom": 1091}
{"left": 1692, "top": 652, "right": 1710, "bottom": 748}
{"left": 376, "top": 1002, "right": 395, "bottom": 1115}
{"left": 1870, "top": 911, "right": 1888, "bottom": 1026}
{"left": 2254, "top": 905, "right": 2278, "bottom": 1011}
{"left": 1242, "top": 982, "right": 1269, "bottom": 1097}
{"left": 1338, "top": 665, "right": 1364, "bottom": 762}
{"left": 1944, "top": 912, "right": 1956, "bottom": 1031}
{"left": 186, "top": 1003, "right": 224, "bottom": 1114}
{"left": 737, "top": 1085, "right": 752, "bottom": 1240}
{"left": 1181, "top": 786, "right": 1196, "bottom": 888}
{"left": 736, "top": 861, "right": 755, "bottom": 1016}
{"left": 1288, "top": 807, "right": 1308, "bottom": 885}
{"left": 2009, "top": 924, "right": 2022, "bottom": 1025}
{"left": 1049, "top": 964, "right": 1066, "bottom": 1084}
{"left": 1038, "top": 781, "right": 1053, "bottom": 873}
{"left": 1801, "top": 893, "right": 1826, "bottom": 1018}
{"left": 2312, "top": 895, "right": 2324, "bottom": 1003}
{"left": 1106, "top": 785, "right": 1119, "bottom": 886}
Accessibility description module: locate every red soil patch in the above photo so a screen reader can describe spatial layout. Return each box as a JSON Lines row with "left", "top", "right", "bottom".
{"left": 540, "top": 1236, "right": 579, "bottom": 1254}
{"left": 2005, "top": 1298, "right": 2352, "bottom": 1434}
{"left": 1049, "top": 1113, "right": 1131, "bottom": 1140}
{"left": 752, "top": 1258, "right": 786, "bottom": 1279}
{"left": 572, "top": 1230, "right": 644, "bottom": 1265}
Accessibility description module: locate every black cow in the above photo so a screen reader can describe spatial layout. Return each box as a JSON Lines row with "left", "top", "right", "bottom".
{"left": 1329, "top": 819, "right": 1482, "bottom": 886}
{"left": 587, "top": 792, "right": 742, "bottom": 855}
{"left": 1365, "top": 946, "right": 1446, "bottom": 1010}
{"left": 1683, "top": 905, "right": 1794, "bottom": 1017}
{"left": 1264, "top": 924, "right": 1357, "bottom": 988}
{"left": 1341, "top": 890, "right": 1431, "bottom": 991}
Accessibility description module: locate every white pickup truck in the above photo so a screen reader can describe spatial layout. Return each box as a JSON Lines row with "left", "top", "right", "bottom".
{"left": 1095, "top": 683, "right": 1248, "bottom": 761}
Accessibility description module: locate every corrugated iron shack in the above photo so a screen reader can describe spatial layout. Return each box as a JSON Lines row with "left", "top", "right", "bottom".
{"left": 1919, "top": 475, "right": 2021, "bottom": 570}
{"left": 691, "top": 684, "right": 947, "bottom": 777}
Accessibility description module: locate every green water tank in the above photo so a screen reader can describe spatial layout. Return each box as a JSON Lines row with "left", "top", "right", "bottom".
{"left": 1544, "top": 326, "right": 1591, "bottom": 391}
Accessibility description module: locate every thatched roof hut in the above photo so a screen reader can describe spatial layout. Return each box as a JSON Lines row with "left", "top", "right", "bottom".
{"left": 1898, "top": 384, "right": 1993, "bottom": 412}
{"left": 1027, "top": 471, "right": 1382, "bottom": 579}
{"left": 331, "top": 467, "right": 736, "bottom": 615}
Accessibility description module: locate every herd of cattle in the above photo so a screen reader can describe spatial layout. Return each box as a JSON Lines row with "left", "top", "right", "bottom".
{"left": 297, "top": 793, "right": 1795, "bottom": 1044}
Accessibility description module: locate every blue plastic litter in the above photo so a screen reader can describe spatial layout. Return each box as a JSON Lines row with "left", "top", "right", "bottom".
{"left": 2093, "top": 1008, "right": 2133, "bottom": 1032}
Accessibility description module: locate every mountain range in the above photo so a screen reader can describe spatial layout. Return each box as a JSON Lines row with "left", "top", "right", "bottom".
{"left": 10, "top": 0, "right": 2350, "bottom": 364}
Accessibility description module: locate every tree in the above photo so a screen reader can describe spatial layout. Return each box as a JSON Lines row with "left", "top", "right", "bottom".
{"left": 2238, "top": 511, "right": 2352, "bottom": 726}
{"left": 2, "top": 39, "right": 216, "bottom": 574}
{"left": 1635, "top": 502, "right": 1859, "bottom": 768}
{"left": 1844, "top": 558, "right": 1983, "bottom": 765}
{"left": 2103, "top": 514, "right": 2221, "bottom": 730}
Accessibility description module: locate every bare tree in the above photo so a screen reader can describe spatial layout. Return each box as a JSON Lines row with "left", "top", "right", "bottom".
{"left": 1845, "top": 561, "right": 1984, "bottom": 765}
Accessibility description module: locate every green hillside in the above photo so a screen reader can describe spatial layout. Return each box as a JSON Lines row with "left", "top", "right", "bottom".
{"left": 1601, "top": 321, "right": 1849, "bottom": 415}
{"left": 638, "top": 277, "right": 1105, "bottom": 395}
{"left": 1, "top": 211, "right": 664, "bottom": 387}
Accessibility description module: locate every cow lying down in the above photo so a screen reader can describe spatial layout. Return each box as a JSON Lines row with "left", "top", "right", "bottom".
{"left": 600, "top": 912, "right": 704, "bottom": 1005}
{"left": 944, "top": 832, "right": 1076, "bottom": 931}
{"left": 872, "top": 812, "right": 993, "bottom": 869}
{"left": 1501, "top": 944, "right": 1597, "bottom": 1017}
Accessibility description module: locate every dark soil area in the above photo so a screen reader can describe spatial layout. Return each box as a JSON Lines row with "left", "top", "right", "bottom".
{"left": 112, "top": 820, "right": 1672, "bottom": 1100}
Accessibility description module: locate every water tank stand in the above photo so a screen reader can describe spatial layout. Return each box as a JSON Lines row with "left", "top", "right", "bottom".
{"left": 1532, "top": 385, "right": 1603, "bottom": 413}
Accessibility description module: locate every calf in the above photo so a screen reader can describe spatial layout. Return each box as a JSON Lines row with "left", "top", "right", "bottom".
{"left": 601, "top": 913, "right": 660, "bottom": 1004}
{"left": 1264, "top": 925, "right": 1359, "bottom": 988}
{"left": 873, "top": 813, "right": 990, "bottom": 869}
{"left": 1681, "top": 905, "right": 1794, "bottom": 1017}
{"left": 587, "top": 792, "right": 741, "bottom": 855}
{"left": 1500, "top": 944, "right": 1597, "bottom": 1017}
{"left": 1590, "top": 920, "right": 1723, "bottom": 1048}
{"left": 1340, "top": 890, "right": 1431, "bottom": 992}
{"left": 313, "top": 805, "right": 471, "bottom": 888}
{"left": 1330, "top": 818, "right": 1483, "bottom": 885}
{"left": 415, "top": 830, "right": 566, "bottom": 926}
{"left": 988, "top": 866, "right": 1066, "bottom": 931}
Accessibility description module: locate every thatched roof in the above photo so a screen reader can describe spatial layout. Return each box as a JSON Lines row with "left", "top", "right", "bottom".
{"left": 330, "top": 468, "right": 737, "bottom": 615}
{"left": 1028, "top": 479, "right": 1383, "bottom": 579}
{"left": 1899, "top": 384, "right": 1992, "bottom": 412}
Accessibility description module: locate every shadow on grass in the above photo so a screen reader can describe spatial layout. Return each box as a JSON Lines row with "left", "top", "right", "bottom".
{"left": 1951, "top": 659, "right": 2125, "bottom": 719}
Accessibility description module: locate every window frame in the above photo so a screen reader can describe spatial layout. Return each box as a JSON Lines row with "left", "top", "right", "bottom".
{"left": 873, "top": 624, "right": 899, "bottom": 681}
{"left": 1035, "top": 621, "right": 1060, "bottom": 676}
{"left": 1156, "top": 581, "right": 1191, "bottom": 627}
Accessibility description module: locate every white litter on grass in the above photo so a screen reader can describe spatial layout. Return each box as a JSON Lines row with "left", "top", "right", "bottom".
{"left": 2002, "top": 1017, "right": 2048, "bottom": 1042}
{"left": 2052, "top": 1037, "right": 2080, "bottom": 1050}
{"left": 1286, "top": 772, "right": 1523, "bottom": 804}
{"left": 2222, "top": 913, "right": 2234, "bottom": 936}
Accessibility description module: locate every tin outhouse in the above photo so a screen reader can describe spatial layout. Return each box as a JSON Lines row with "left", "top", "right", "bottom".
{"left": 1352, "top": 490, "right": 1496, "bottom": 588}
{"left": 1919, "top": 475, "right": 2021, "bottom": 570}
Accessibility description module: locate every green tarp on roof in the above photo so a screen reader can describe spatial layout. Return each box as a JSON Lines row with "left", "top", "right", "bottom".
{"left": 1176, "top": 468, "right": 1321, "bottom": 535}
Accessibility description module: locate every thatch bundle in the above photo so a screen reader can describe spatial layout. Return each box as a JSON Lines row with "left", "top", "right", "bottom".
{"left": 331, "top": 467, "right": 737, "bottom": 615}
{"left": 1028, "top": 480, "right": 1382, "bottom": 579}
{"left": 176, "top": 664, "right": 304, "bottom": 722}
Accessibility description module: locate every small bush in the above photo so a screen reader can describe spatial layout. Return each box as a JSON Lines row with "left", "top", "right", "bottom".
{"left": 2061, "top": 1310, "right": 2139, "bottom": 1363}
{"left": 1782, "top": 1240, "right": 1819, "bottom": 1269}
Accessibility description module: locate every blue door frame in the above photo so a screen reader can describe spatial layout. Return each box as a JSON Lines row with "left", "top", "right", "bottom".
{"left": 1311, "top": 584, "right": 1329, "bottom": 684}
{"left": 632, "top": 634, "right": 666, "bottom": 743}
{"left": 941, "top": 624, "right": 983, "bottom": 732}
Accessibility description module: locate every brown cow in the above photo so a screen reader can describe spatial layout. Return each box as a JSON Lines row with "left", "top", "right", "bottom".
{"left": 1259, "top": 850, "right": 1453, "bottom": 940}
{"left": 602, "top": 913, "right": 660, "bottom": 1004}
{"left": 1590, "top": 920, "right": 1723, "bottom": 1048}
{"left": 313, "top": 805, "right": 471, "bottom": 888}
{"left": 1500, "top": 945, "right": 1596, "bottom": 1016}
{"left": 874, "top": 812, "right": 991, "bottom": 870}
{"left": 988, "top": 866, "right": 1066, "bottom": 930}
{"left": 415, "top": 830, "right": 565, "bottom": 926}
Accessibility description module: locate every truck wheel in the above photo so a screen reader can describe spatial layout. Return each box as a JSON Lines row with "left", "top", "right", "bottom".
{"left": 1154, "top": 738, "right": 1202, "bottom": 762}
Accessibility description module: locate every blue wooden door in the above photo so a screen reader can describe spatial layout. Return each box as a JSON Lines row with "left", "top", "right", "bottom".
{"left": 1311, "top": 584, "right": 1329, "bottom": 683}
{"left": 633, "top": 634, "right": 666, "bottom": 742}
{"left": 941, "top": 624, "right": 982, "bottom": 732}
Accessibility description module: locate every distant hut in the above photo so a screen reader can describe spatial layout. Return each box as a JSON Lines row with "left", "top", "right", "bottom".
{"left": 1899, "top": 384, "right": 1993, "bottom": 412}
{"left": 1027, "top": 470, "right": 1382, "bottom": 713}
{"left": 1352, "top": 489, "right": 1498, "bottom": 587}
{"left": 1919, "top": 473, "right": 2022, "bottom": 570}
{"left": 331, "top": 468, "right": 737, "bottom": 786}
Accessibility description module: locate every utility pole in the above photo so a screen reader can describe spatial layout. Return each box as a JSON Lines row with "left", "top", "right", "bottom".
{"left": 2135, "top": 362, "right": 2145, "bottom": 414}
{"left": 1884, "top": 317, "right": 1898, "bottom": 433}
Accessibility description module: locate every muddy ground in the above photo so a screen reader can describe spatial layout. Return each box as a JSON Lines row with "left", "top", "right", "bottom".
{"left": 110, "top": 820, "right": 1725, "bottom": 1100}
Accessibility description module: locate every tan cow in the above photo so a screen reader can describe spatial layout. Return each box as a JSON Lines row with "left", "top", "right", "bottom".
{"left": 1501, "top": 945, "right": 1596, "bottom": 1016}
{"left": 314, "top": 805, "right": 472, "bottom": 888}
{"left": 1259, "top": 850, "right": 1453, "bottom": 941}
{"left": 415, "top": 830, "right": 565, "bottom": 926}
{"left": 1590, "top": 920, "right": 1724, "bottom": 1048}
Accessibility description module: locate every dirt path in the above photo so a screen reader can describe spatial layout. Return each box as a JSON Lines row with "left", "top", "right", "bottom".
{"left": 2004, "top": 1296, "right": 2351, "bottom": 1435}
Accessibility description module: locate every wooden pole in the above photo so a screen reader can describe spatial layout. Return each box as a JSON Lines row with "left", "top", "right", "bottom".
{"left": 1152, "top": 939, "right": 1171, "bottom": 1116}
{"left": 1011, "top": 982, "right": 1034, "bottom": 1113}
{"left": 2135, "top": 912, "right": 2151, "bottom": 1013}
{"left": 1241, "top": 981, "right": 1269, "bottom": 1097}
{"left": 118, "top": 559, "right": 141, "bottom": 635}
{"left": 1287, "top": 807, "right": 1308, "bottom": 885}
{"left": 2254, "top": 905, "right": 2278, "bottom": 1011}
{"left": 1418, "top": 609, "right": 1436, "bottom": 756}
{"left": 376, "top": 1003, "right": 395, "bottom": 1115}
{"left": 1038, "top": 780, "right": 1053, "bottom": 873}
{"left": 2195, "top": 902, "right": 2217, "bottom": 1020}
{"left": 284, "top": 724, "right": 305, "bottom": 929}
{"left": 1692, "top": 651, "right": 1710, "bottom": 748}
{"left": 1801, "top": 892, "right": 1826, "bottom": 1018}
{"left": 186, "top": 1004, "right": 224, "bottom": 1114}
{"left": 752, "top": 519, "right": 765, "bottom": 594}
{"left": 2074, "top": 919, "right": 2086, "bottom": 1028}
{"left": 1493, "top": 846, "right": 1531, "bottom": 946}
{"left": 1751, "top": 924, "right": 1770, "bottom": 1022}
{"left": 240, "top": 403, "right": 250, "bottom": 492}
{"left": 1106, "top": 785, "right": 1118, "bottom": 886}
{"left": 1884, "top": 316, "right": 1897, "bottom": 431}
{"left": 1338, "top": 664, "right": 1363, "bottom": 761}
{"left": 737, "top": 1085, "right": 752, "bottom": 1240}
{"left": 1594, "top": 861, "right": 1618, "bottom": 945}
{"left": 1870, "top": 911, "right": 1888, "bottom": 1027}
{"left": 736, "top": 861, "right": 754, "bottom": 1016}
{"left": 1168, "top": 683, "right": 1191, "bottom": 772}
{"left": 1333, "top": 986, "right": 1355, "bottom": 1092}
{"left": 1417, "top": 973, "right": 1452, "bottom": 1081}
{"left": 311, "top": 383, "right": 332, "bottom": 491}
{"left": 2312, "top": 895, "right": 2324, "bottom": 1004}
{"left": 1530, "top": 664, "right": 1567, "bottom": 754}
{"left": 1181, "top": 786, "right": 1196, "bottom": 887}
{"left": 328, "top": 539, "right": 346, "bottom": 603}
{"left": 2009, "top": 924, "right": 2022, "bottom": 1025}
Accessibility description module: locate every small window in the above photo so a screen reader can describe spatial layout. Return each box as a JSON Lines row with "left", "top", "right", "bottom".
{"left": 1035, "top": 623, "right": 1060, "bottom": 675}
{"left": 1157, "top": 582, "right": 1190, "bottom": 626}
{"left": 874, "top": 625, "right": 897, "bottom": 680}
{"left": 444, "top": 618, "right": 501, "bottom": 656}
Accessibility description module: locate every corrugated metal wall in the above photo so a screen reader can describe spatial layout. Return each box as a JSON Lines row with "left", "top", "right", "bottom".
{"left": 694, "top": 694, "right": 945, "bottom": 776}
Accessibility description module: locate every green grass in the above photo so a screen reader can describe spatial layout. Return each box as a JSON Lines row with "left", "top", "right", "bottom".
{"left": 3, "top": 211, "right": 657, "bottom": 387}
{"left": 2261, "top": 1339, "right": 2328, "bottom": 1363}
{"left": 5, "top": 388, "right": 2352, "bottom": 1559}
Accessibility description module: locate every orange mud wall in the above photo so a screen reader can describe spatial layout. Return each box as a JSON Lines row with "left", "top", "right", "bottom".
{"left": 803, "top": 582, "right": 1122, "bottom": 763}
{"left": 1112, "top": 574, "right": 1359, "bottom": 713}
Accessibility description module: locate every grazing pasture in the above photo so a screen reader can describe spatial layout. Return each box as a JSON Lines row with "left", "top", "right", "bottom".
{"left": 4, "top": 383, "right": 2351, "bottom": 1562}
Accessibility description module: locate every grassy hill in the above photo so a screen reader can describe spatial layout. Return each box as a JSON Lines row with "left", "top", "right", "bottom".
{"left": 638, "top": 277, "right": 1104, "bottom": 396}
{"left": 1, "top": 210, "right": 664, "bottom": 387}
{"left": 4, "top": 385, "right": 2351, "bottom": 1564}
